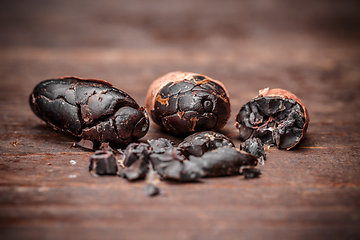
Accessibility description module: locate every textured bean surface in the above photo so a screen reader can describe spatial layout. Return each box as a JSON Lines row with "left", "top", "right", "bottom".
{"left": 178, "top": 131, "right": 235, "bottom": 158}
{"left": 236, "top": 93, "right": 308, "bottom": 149}
{"left": 1, "top": 1, "right": 360, "bottom": 240}
{"left": 146, "top": 72, "right": 231, "bottom": 135}
{"left": 188, "top": 146, "right": 258, "bottom": 177}
{"left": 29, "top": 77, "right": 149, "bottom": 146}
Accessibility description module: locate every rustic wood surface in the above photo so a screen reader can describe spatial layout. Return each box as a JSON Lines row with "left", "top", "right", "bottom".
{"left": 1, "top": 1, "right": 360, "bottom": 239}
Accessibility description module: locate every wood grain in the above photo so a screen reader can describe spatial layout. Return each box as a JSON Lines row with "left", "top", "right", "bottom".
{"left": 1, "top": 1, "right": 360, "bottom": 239}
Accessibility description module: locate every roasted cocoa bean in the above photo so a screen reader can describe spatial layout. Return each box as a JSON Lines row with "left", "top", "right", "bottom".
{"left": 145, "top": 72, "right": 231, "bottom": 135}
{"left": 29, "top": 76, "right": 149, "bottom": 146}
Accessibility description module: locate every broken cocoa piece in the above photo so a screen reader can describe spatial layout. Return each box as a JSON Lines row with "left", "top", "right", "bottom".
{"left": 88, "top": 136, "right": 261, "bottom": 182}
{"left": 148, "top": 136, "right": 259, "bottom": 180}
{"left": 118, "top": 158, "right": 149, "bottom": 180}
{"left": 118, "top": 143, "right": 151, "bottom": 180}
{"left": 29, "top": 76, "right": 149, "bottom": 147}
{"left": 144, "top": 183, "right": 160, "bottom": 197}
{"left": 189, "top": 146, "right": 258, "bottom": 177}
{"left": 243, "top": 168, "right": 261, "bottom": 179}
{"left": 240, "top": 137, "right": 266, "bottom": 165}
{"left": 72, "top": 139, "right": 96, "bottom": 151}
{"left": 144, "top": 169, "right": 163, "bottom": 196}
{"left": 145, "top": 72, "right": 231, "bottom": 135}
{"left": 147, "top": 138, "right": 175, "bottom": 153}
{"left": 235, "top": 88, "right": 310, "bottom": 150}
{"left": 178, "top": 131, "right": 235, "bottom": 158}
{"left": 89, "top": 149, "right": 118, "bottom": 175}
{"left": 99, "top": 142, "right": 114, "bottom": 152}
{"left": 120, "top": 143, "right": 151, "bottom": 167}
{"left": 149, "top": 148, "right": 205, "bottom": 181}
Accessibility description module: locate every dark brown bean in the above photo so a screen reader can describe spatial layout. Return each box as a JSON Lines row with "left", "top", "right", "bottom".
{"left": 145, "top": 72, "right": 231, "bottom": 135}
{"left": 29, "top": 76, "right": 149, "bottom": 146}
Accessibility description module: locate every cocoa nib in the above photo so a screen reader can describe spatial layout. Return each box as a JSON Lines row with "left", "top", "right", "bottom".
{"left": 240, "top": 137, "right": 266, "bottom": 165}
{"left": 235, "top": 88, "right": 309, "bottom": 150}
{"left": 189, "top": 146, "right": 258, "bottom": 177}
{"left": 178, "top": 131, "right": 235, "bottom": 158}
{"left": 89, "top": 149, "right": 118, "bottom": 175}
{"left": 148, "top": 133, "right": 259, "bottom": 180}
{"left": 72, "top": 139, "right": 96, "bottom": 151}
{"left": 144, "top": 183, "right": 160, "bottom": 197}
{"left": 118, "top": 143, "right": 150, "bottom": 180}
{"left": 118, "top": 157, "right": 149, "bottom": 180}
{"left": 149, "top": 148, "right": 205, "bottom": 182}
{"left": 243, "top": 168, "right": 262, "bottom": 179}
{"left": 107, "top": 134, "right": 261, "bottom": 183}
{"left": 29, "top": 76, "right": 149, "bottom": 147}
{"left": 177, "top": 132, "right": 259, "bottom": 177}
{"left": 147, "top": 138, "right": 175, "bottom": 153}
{"left": 120, "top": 143, "right": 151, "bottom": 167}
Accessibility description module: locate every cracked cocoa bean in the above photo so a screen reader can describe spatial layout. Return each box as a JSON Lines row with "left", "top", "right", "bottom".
{"left": 145, "top": 72, "right": 231, "bottom": 135}
{"left": 29, "top": 76, "right": 149, "bottom": 146}
{"left": 235, "top": 88, "right": 310, "bottom": 150}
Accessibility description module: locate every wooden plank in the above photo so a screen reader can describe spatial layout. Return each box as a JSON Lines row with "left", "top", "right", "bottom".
{"left": 1, "top": 0, "right": 360, "bottom": 240}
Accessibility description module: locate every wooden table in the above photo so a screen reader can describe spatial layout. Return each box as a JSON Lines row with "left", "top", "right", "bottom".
{"left": 1, "top": 1, "right": 360, "bottom": 239}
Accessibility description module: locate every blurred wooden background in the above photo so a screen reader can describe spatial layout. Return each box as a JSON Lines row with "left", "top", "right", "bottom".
{"left": 1, "top": 0, "right": 360, "bottom": 239}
